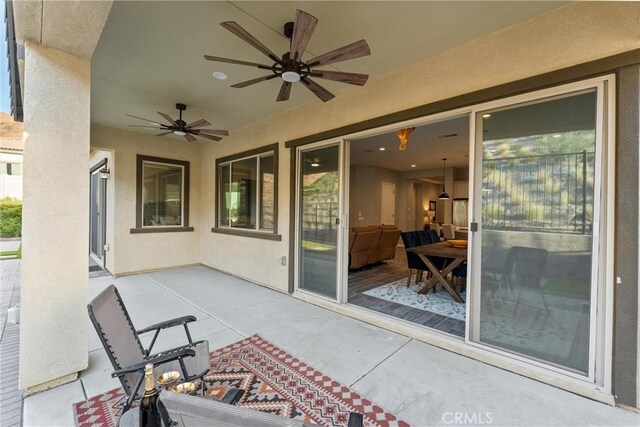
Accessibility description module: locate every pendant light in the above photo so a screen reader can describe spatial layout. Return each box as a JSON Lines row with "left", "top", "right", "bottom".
{"left": 397, "top": 127, "right": 415, "bottom": 151}
{"left": 438, "top": 158, "right": 450, "bottom": 200}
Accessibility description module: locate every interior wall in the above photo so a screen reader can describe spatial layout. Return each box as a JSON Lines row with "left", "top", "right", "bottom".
{"left": 349, "top": 165, "right": 400, "bottom": 227}
{"left": 90, "top": 125, "right": 201, "bottom": 275}
{"left": 89, "top": 149, "right": 115, "bottom": 272}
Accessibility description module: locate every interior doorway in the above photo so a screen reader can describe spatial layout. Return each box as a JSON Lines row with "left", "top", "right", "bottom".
{"left": 347, "top": 114, "right": 471, "bottom": 337}
{"left": 89, "top": 150, "right": 111, "bottom": 275}
{"left": 381, "top": 182, "right": 395, "bottom": 225}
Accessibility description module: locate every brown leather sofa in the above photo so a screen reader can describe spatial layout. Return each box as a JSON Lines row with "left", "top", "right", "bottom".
{"left": 348, "top": 225, "right": 401, "bottom": 269}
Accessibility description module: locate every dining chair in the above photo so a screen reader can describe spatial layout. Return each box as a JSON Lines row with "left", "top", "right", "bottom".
{"left": 400, "top": 231, "right": 428, "bottom": 287}
{"left": 484, "top": 246, "right": 548, "bottom": 314}
{"left": 442, "top": 224, "right": 455, "bottom": 240}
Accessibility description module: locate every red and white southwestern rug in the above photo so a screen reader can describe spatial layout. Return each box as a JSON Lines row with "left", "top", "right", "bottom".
{"left": 74, "top": 335, "right": 409, "bottom": 427}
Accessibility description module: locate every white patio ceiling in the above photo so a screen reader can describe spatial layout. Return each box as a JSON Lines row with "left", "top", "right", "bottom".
{"left": 90, "top": 1, "right": 566, "bottom": 139}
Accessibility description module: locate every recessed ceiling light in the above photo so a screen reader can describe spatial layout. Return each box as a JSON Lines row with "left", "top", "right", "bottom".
{"left": 379, "top": 147, "right": 386, "bottom": 151}
{"left": 483, "top": 114, "right": 492, "bottom": 118}
{"left": 212, "top": 71, "right": 228, "bottom": 80}
{"left": 553, "top": 134, "right": 562, "bottom": 138}
{"left": 411, "top": 164, "right": 416, "bottom": 168}
{"left": 174, "top": 130, "right": 186, "bottom": 136}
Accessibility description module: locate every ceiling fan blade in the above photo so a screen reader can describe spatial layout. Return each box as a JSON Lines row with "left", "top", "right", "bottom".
{"left": 301, "top": 77, "right": 335, "bottom": 102}
{"left": 231, "top": 75, "right": 277, "bottom": 88}
{"left": 186, "top": 119, "right": 211, "bottom": 129}
{"left": 220, "top": 21, "right": 280, "bottom": 62}
{"left": 312, "top": 70, "right": 369, "bottom": 86}
{"left": 156, "top": 131, "right": 172, "bottom": 136}
{"left": 184, "top": 133, "right": 197, "bottom": 142}
{"left": 203, "top": 55, "right": 272, "bottom": 69}
{"left": 126, "top": 114, "right": 163, "bottom": 126}
{"left": 197, "top": 129, "right": 229, "bottom": 136}
{"left": 196, "top": 133, "right": 223, "bottom": 142}
{"left": 306, "top": 39, "right": 370, "bottom": 67}
{"left": 157, "top": 111, "right": 178, "bottom": 126}
{"left": 276, "top": 81, "right": 292, "bottom": 102}
{"left": 290, "top": 9, "right": 318, "bottom": 62}
{"left": 128, "top": 125, "right": 164, "bottom": 129}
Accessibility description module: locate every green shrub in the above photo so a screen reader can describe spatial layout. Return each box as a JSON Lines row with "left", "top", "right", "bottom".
{"left": 0, "top": 198, "right": 22, "bottom": 238}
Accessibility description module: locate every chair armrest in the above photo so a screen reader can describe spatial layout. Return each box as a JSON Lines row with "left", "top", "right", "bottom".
{"left": 111, "top": 348, "right": 196, "bottom": 377}
{"left": 136, "top": 315, "right": 197, "bottom": 335}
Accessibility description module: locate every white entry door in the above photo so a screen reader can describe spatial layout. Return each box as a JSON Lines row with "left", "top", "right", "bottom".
{"left": 381, "top": 182, "right": 395, "bottom": 225}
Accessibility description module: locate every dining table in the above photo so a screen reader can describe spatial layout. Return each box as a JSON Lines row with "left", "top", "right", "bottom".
{"left": 407, "top": 241, "right": 467, "bottom": 303}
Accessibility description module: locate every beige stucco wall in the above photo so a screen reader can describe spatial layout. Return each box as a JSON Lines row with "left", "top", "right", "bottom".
{"left": 90, "top": 125, "right": 202, "bottom": 276}
{"left": 20, "top": 42, "right": 91, "bottom": 391}
{"left": 198, "top": 1, "right": 639, "bottom": 293}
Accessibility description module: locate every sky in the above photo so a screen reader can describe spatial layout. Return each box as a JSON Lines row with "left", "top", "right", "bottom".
{"left": 1, "top": 3, "right": 12, "bottom": 114}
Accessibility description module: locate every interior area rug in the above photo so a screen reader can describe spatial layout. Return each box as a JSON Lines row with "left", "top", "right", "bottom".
{"left": 73, "top": 335, "right": 408, "bottom": 427}
{"left": 363, "top": 277, "right": 466, "bottom": 321}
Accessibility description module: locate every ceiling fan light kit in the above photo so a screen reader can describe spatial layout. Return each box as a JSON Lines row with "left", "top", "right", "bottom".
{"left": 204, "top": 9, "right": 371, "bottom": 103}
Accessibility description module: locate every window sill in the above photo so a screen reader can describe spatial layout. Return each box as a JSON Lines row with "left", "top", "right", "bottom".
{"left": 130, "top": 227, "right": 194, "bottom": 234}
{"left": 211, "top": 227, "right": 282, "bottom": 241}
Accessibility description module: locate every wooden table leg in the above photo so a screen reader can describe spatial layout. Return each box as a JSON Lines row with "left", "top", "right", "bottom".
{"left": 417, "top": 255, "right": 465, "bottom": 303}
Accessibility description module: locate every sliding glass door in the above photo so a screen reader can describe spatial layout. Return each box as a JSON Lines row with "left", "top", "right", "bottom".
{"left": 295, "top": 142, "right": 344, "bottom": 300}
{"left": 470, "top": 83, "right": 607, "bottom": 378}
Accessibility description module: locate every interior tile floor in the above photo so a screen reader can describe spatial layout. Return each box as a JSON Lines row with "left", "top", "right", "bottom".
{"left": 348, "top": 248, "right": 466, "bottom": 336}
{"left": 23, "top": 265, "right": 639, "bottom": 426}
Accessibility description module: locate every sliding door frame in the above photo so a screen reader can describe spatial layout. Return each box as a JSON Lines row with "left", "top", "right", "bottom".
{"left": 289, "top": 74, "right": 616, "bottom": 401}
{"left": 293, "top": 139, "right": 348, "bottom": 303}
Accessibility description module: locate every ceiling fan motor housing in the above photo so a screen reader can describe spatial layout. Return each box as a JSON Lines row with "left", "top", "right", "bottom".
{"left": 283, "top": 21, "right": 294, "bottom": 39}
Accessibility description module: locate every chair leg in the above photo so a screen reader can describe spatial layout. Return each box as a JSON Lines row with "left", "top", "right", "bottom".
{"left": 406, "top": 269, "right": 412, "bottom": 287}
{"left": 417, "top": 270, "right": 423, "bottom": 283}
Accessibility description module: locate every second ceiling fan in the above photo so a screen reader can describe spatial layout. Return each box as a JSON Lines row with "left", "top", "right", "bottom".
{"left": 204, "top": 9, "right": 371, "bottom": 102}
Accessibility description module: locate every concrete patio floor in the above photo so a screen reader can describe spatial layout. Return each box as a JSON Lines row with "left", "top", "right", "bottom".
{"left": 23, "top": 265, "right": 639, "bottom": 426}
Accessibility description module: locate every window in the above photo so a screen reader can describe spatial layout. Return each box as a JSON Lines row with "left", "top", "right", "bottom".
{"left": 214, "top": 144, "right": 279, "bottom": 240}
{"left": 131, "top": 155, "right": 192, "bottom": 233}
{"left": 0, "top": 162, "right": 21, "bottom": 176}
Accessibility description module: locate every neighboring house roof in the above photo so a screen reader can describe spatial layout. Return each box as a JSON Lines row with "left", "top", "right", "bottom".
{"left": 0, "top": 138, "right": 23, "bottom": 153}
{"left": 0, "top": 112, "right": 23, "bottom": 152}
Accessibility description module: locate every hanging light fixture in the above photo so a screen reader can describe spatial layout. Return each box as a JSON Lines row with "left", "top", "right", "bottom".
{"left": 438, "top": 158, "right": 450, "bottom": 200}
{"left": 397, "top": 127, "right": 415, "bottom": 151}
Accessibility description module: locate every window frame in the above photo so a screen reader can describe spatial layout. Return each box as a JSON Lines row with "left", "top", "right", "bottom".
{"left": 131, "top": 155, "right": 193, "bottom": 234}
{"left": 213, "top": 143, "right": 280, "bottom": 241}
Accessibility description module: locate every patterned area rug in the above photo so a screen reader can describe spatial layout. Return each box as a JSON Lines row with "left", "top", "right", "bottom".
{"left": 363, "top": 278, "right": 466, "bottom": 321}
{"left": 73, "top": 335, "right": 408, "bottom": 427}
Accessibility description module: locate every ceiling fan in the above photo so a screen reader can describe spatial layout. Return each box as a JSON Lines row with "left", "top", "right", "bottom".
{"left": 126, "top": 103, "right": 229, "bottom": 142}
{"left": 204, "top": 9, "right": 371, "bottom": 102}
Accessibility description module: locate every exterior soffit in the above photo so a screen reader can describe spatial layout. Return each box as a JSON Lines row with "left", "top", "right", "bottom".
{"left": 12, "top": 0, "right": 113, "bottom": 60}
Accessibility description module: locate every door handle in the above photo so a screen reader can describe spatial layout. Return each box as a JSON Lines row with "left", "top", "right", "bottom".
{"left": 470, "top": 222, "right": 478, "bottom": 232}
